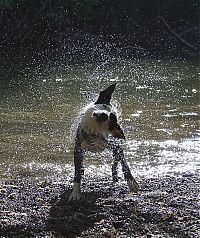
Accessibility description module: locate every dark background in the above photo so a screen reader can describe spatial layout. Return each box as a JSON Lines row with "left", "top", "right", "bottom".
{"left": 0, "top": 0, "right": 199, "bottom": 62}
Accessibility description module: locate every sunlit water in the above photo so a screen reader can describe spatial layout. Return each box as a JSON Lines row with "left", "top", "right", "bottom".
{"left": 0, "top": 59, "right": 199, "bottom": 182}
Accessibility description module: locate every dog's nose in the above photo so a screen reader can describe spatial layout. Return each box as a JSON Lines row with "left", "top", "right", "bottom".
{"left": 93, "top": 112, "right": 108, "bottom": 122}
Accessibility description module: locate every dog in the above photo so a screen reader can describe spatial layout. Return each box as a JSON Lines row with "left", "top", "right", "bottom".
{"left": 68, "top": 83, "right": 139, "bottom": 201}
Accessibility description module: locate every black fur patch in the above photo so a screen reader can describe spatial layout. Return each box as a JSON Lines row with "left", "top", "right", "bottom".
{"left": 93, "top": 112, "right": 108, "bottom": 122}
{"left": 108, "top": 113, "right": 118, "bottom": 130}
{"left": 95, "top": 84, "right": 116, "bottom": 105}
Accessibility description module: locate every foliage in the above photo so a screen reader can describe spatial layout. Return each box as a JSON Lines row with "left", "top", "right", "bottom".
{"left": 0, "top": 0, "right": 199, "bottom": 56}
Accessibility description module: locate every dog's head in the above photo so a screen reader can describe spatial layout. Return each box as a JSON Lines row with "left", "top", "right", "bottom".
{"left": 92, "top": 111, "right": 124, "bottom": 139}
{"left": 81, "top": 84, "right": 125, "bottom": 140}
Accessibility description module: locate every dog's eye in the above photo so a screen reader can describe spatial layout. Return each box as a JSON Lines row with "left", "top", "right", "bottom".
{"left": 100, "top": 113, "right": 108, "bottom": 121}
{"left": 93, "top": 112, "right": 108, "bottom": 122}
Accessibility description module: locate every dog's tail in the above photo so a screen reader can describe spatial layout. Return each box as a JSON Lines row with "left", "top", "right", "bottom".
{"left": 95, "top": 84, "right": 116, "bottom": 105}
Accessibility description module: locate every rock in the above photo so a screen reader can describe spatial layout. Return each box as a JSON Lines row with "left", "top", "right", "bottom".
{"left": 7, "top": 192, "right": 17, "bottom": 199}
{"left": 103, "top": 227, "right": 117, "bottom": 237}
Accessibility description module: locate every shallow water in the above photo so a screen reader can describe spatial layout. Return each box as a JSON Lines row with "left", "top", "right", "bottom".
{"left": 0, "top": 59, "right": 199, "bottom": 181}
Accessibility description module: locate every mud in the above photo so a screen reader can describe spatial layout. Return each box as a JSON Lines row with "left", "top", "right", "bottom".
{"left": 0, "top": 174, "right": 199, "bottom": 238}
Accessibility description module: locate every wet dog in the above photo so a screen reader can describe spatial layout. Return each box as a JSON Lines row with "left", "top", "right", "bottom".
{"left": 69, "top": 84, "right": 139, "bottom": 201}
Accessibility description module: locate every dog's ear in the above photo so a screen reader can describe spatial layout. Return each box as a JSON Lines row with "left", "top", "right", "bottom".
{"left": 110, "top": 124, "right": 125, "bottom": 140}
{"left": 95, "top": 84, "right": 116, "bottom": 105}
{"left": 108, "top": 112, "right": 125, "bottom": 140}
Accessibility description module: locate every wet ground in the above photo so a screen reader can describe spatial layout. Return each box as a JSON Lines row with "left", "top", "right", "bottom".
{"left": 0, "top": 59, "right": 199, "bottom": 237}
{"left": 1, "top": 173, "right": 199, "bottom": 238}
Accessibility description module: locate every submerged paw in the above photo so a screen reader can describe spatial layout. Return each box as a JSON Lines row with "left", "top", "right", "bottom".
{"left": 127, "top": 179, "right": 139, "bottom": 193}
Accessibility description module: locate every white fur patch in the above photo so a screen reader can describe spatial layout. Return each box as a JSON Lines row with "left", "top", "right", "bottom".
{"left": 79, "top": 102, "right": 119, "bottom": 152}
{"left": 80, "top": 103, "right": 117, "bottom": 135}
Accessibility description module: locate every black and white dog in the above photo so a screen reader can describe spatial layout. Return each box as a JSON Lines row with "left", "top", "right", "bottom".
{"left": 69, "top": 84, "right": 139, "bottom": 201}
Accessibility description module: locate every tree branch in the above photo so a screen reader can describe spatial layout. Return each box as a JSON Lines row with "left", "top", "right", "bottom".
{"left": 158, "top": 15, "right": 198, "bottom": 51}
{"left": 179, "top": 27, "right": 197, "bottom": 36}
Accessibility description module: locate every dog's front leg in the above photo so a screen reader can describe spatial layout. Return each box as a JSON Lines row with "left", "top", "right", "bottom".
{"left": 112, "top": 159, "right": 119, "bottom": 183}
{"left": 112, "top": 145, "right": 139, "bottom": 193}
{"left": 68, "top": 138, "right": 84, "bottom": 201}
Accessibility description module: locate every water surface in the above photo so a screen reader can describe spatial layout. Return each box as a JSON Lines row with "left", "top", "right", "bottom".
{"left": 0, "top": 59, "right": 199, "bottom": 181}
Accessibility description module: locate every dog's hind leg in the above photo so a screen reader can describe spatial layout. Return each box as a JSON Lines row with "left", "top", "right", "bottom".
{"left": 68, "top": 135, "right": 84, "bottom": 201}
{"left": 112, "top": 145, "right": 139, "bottom": 193}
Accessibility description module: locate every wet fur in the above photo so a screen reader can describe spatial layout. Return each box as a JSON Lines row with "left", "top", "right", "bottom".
{"left": 69, "top": 84, "right": 139, "bottom": 201}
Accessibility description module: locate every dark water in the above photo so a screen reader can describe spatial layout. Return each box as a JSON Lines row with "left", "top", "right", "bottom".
{"left": 0, "top": 59, "right": 199, "bottom": 181}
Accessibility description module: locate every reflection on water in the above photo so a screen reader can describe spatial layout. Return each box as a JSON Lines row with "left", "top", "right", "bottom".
{"left": 0, "top": 59, "right": 199, "bottom": 180}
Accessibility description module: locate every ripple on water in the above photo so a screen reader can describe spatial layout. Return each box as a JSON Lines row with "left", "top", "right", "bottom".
{"left": 0, "top": 59, "right": 199, "bottom": 180}
{"left": 125, "top": 138, "right": 200, "bottom": 177}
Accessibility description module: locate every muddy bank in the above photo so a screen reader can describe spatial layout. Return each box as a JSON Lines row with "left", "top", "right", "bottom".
{"left": 0, "top": 173, "right": 199, "bottom": 237}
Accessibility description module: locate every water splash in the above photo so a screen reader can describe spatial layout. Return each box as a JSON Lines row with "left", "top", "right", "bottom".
{"left": 0, "top": 56, "right": 199, "bottom": 180}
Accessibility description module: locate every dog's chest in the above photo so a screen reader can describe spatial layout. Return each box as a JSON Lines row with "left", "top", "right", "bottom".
{"left": 80, "top": 134, "right": 109, "bottom": 152}
{"left": 79, "top": 103, "right": 112, "bottom": 152}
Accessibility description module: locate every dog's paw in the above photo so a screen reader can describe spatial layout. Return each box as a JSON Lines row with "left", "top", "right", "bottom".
{"left": 127, "top": 178, "right": 139, "bottom": 193}
{"left": 68, "top": 191, "right": 81, "bottom": 201}
{"left": 68, "top": 182, "right": 81, "bottom": 202}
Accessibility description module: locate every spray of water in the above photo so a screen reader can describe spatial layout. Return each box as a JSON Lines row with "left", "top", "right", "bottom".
{"left": 0, "top": 35, "right": 199, "bottom": 179}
